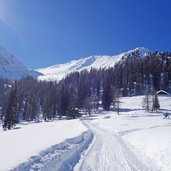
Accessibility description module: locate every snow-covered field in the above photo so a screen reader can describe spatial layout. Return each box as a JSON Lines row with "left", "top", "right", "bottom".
{"left": 91, "top": 96, "right": 171, "bottom": 171}
{"left": 0, "top": 119, "right": 90, "bottom": 171}
{"left": 0, "top": 95, "right": 171, "bottom": 171}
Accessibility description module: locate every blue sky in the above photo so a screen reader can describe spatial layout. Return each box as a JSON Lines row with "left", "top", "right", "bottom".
{"left": 0, "top": 0, "right": 171, "bottom": 68}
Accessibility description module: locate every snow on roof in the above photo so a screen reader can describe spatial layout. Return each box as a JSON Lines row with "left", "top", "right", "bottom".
{"left": 156, "top": 90, "right": 170, "bottom": 95}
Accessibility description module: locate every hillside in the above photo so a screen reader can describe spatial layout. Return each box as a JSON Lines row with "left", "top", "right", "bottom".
{"left": 36, "top": 47, "right": 150, "bottom": 81}
{"left": 0, "top": 46, "right": 40, "bottom": 80}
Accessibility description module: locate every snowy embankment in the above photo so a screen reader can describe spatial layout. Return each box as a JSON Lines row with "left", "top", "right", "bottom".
{"left": 0, "top": 119, "right": 93, "bottom": 171}
{"left": 93, "top": 96, "right": 171, "bottom": 171}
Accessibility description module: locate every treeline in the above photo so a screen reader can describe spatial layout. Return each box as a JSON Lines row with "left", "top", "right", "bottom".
{"left": 116, "top": 51, "right": 171, "bottom": 95}
{"left": 0, "top": 51, "right": 171, "bottom": 129}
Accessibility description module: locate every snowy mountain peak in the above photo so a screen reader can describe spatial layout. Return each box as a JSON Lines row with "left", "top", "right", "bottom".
{"left": 0, "top": 46, "right": 40, "bottom": 80}
{"left": 130, "top": 47, "right": 149, "bottom": 53}
{"left": 36, "top": 47, "right": 151, "bottom": 81}
{"left": 122, "top": 47, "right": 150, "bottom": 59}
{"left": 0, "top": 46, "right": 23, "bottom": 67}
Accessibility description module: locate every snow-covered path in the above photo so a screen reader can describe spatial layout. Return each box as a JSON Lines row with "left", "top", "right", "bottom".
{"left": 74, "top": 119, "right": 159, "bottom": 171}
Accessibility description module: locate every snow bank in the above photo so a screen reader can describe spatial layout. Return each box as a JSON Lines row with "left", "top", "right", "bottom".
{"left": 13, "top": 131, "right": 93, "bottom": 171}
{"left": 94, "top": 96, "right": 171, "bottom": 171}
{"left": 0, "top": 119, "right": 89, "bottom": 171}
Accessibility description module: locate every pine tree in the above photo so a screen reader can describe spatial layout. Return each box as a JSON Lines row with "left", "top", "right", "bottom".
{"left": 142, "top": 89, "right": 152, "bottom": 112}
{"left": 115, "top": 89, "right": 120, "bottom": 115}
{"left": 102, "top": 76, "right": 113, "bottom": 111}
{"left": 84, "top": 96, "right": 94, "bottom": 116}
{"left": 3, "top": 83, "right": 18, "bottom": 130}
{"left": 60, "top": 85, "right": 70, "bottom": 116}
{"left": 67, "top": 89, "right": 80, "bottom": 118}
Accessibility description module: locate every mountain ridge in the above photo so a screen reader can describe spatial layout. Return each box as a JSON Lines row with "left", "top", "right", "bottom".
{"left": 0, "top": 46, "right": 41, "bottom": 80}
{"left": 36, "top": 47, "right": 150, "bottom": 81}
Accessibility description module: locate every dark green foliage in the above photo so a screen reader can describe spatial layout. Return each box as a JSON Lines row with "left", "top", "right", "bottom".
{"left": 3, "top": 82, "right": 18, "bottom": 129}
{"left": 0, "top": 51, "right": 171, "bottom": 129}
{"left": 43, "top": 82, "right": 57, "bottom": 121}
{"left": 102, "top": 75, "right": 113, "bottom": 111}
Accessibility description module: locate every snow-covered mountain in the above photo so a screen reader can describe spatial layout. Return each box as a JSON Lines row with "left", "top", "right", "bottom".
{"left": 36, "top": 47, "right": 150, "bottom": 81}
{"left": 0, "top": 46, "right": 40, "bottom": 80}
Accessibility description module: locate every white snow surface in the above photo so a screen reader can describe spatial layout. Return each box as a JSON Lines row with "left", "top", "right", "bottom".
{"left": 0, "top": 119, "right": 88, "bottom": 171}
{"left": 36, "top": 47, "right": 149, "bottom": 81}
{"left": 1, "top": 95, "right": 170, "bottom": 171}
{"left": 0, "top": 46, "right": 40, "bottom": 80}
{"left": 74, "top": 120, "right": 159, "bottom": 171}
{"left": 76, "top": 95, "right": 171, "bottom": 171}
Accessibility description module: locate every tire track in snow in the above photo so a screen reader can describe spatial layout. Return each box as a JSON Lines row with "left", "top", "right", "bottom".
{"left": 74, "top": 120, "right": 160, "bottom": 171}
{"left": 12, "top": 131, "right": 93, "bottom": 171}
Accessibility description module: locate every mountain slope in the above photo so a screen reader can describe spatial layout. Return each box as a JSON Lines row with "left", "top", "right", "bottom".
{"left": 36, "top": 47, "right": 150, "bottom": 81}
{"left": 0, "top": 46, "right": 40, "bottom": 80}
